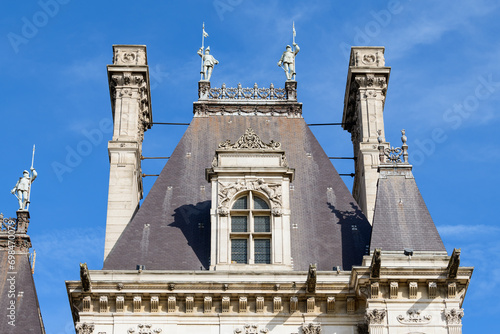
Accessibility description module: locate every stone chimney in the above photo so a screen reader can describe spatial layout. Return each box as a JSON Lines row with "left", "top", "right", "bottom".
{"left": 342, "top": 47, "right": 390, "bottom": 223}
{"left": 104, "top": 45, "right": 152, "bottom": 259}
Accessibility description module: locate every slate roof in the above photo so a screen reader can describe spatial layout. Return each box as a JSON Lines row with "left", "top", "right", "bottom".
{"left": 0, "top": 251, "right": 45, "bottom": 334}
{"left": 370, "top": 173, "right": 446, "bottom": 252}
{"left": 103, "top": 115, "right": 372, "bottom": 271}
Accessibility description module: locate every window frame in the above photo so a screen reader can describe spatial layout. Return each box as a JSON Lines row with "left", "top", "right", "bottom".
{"left": 230, "top": 191, "right": 272, "bottom": 264}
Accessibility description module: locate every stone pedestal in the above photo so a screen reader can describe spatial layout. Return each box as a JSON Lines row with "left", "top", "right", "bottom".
{"left": 285, "top": 80, "right": 297, "bottom": 101}
{"left": 198, "top": 81, "right": 211, "bottom": 100}
{"left": 16, "top": 210, "right": 30, "bottom": 233}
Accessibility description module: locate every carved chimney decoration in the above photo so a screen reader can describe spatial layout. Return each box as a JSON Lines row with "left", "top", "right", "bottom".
{"left": 342, "top": 46, "right": 390, "bottom": 223}
{"left": 104, "top": 45, "right": 152, "bottom": 260}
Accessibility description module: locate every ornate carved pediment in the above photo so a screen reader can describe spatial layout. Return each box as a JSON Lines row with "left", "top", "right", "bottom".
{"left": 301, "top": 322, "right": 322, "bottom": 334}
{"left": 218, "top": 179, "right": 282, "bottom": 215}
{"left": 397, "top": 309, "right": 432, "bottom": 325}
{"left": 234, "top": 324, "right": 269, "bottom": 334}
{"left": 128, "top": 324, "right": 162, "bottom": 334}
{"left": 218, "top": 128, "right": 281, "bottom": 150}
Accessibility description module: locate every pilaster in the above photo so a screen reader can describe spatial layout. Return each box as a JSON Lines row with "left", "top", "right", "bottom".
{"left": 104, "top": 45, "right": 152, "bottom": 259}
{"left": 342, "top": 47, "right": 390, "bottom": 223}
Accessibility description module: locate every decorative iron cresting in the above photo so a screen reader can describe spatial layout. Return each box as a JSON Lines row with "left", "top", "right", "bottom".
{"left": 209, "top": 83, "right": 286, "bottom": 100}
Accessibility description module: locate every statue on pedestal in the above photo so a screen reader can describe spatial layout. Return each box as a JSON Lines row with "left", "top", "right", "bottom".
{"left": 11, "top": 145, "right": 37, "bottom": 211}
{"left": 198, "top": 46, "right": 219, "bottom": 81}
{"left": 278, "top": 43, "right": 300, "bottom": 81}
{"left": 12, "top": 168, "right": 37, "bottom": 211}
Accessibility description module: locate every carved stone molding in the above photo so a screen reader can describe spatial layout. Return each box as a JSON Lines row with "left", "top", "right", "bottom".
{"left": 204, "top": 296, "right": 212, "bottom": 313}
{"left": 218, "top": 179, "right": 282, "bottom": 215}
{"left": 99, "top": 295, "right": 108, "bottom": 313}
{"left": 116, "top": 296, "right": 124, "bottom": 312}
{"left": 301, "top": 322, "right": 322, "bottom": 334}
{"left": 397, "top": 309, "right": 432, "bottom": 325}
{"left": 365, "top": 309, "right": 386, "bottom": 325}
{"left": 326, "top": 296, "right": 335, "bottom": 313}
{"left": 167, "top": 296, "right": 176, "bottom": 313}
{"left": 75, "top": 322, "right": 95, "bottom": 334}
{"left": 193, "top": 101, "right": 302, "bottom": 117}
{"left": 127, "top": 324, "right": 162, "bottom": 334}
{"left": 354, "top": 74, "right": 387, "bottom": 91}
{"left": 82, "top": 296, "right": 91, "bottom": 312}
{"left": 222, "top": 296, "right": 230, "bottom": 313}
{"left": 218, "top": 128, "right": 281, "bottom": 150}
{"left": 445, "top": 308, "right": 464, "bottom": 325}
{"left": 150, "top": 296, "right": 159, "bottom": 312}
{"left": 409, "top": 281, "right": 418, "bottom": 299}
{"left": 235, "top": 324, "right": 269, "bottom": 334}
{"left": 273, "top": 296, "right": 282, "bottom": 313}
{"left": 133, "top": 296, "right": 141, "bottom": 312}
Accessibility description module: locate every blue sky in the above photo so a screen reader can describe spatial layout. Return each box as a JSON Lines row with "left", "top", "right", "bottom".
{"left": 1, "top": 0, "right": 499, "bottom": 332}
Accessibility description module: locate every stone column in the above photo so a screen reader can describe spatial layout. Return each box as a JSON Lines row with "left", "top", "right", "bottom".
{"left": 104, "top": 45, "right": 152, "bottom": 259}
{"left": 342, "top": 47, "right": 390, "bottom": 223}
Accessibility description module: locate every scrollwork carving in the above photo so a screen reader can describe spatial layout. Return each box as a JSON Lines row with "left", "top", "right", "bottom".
{"left": 397, "top": 309, "right": 432, "bottom": 324}
{"left": 234, "top": 324, "right": 269, "bottom": 334}
{"left": 218, "top": 127, "right": 281, "bottom": 150}
{"left": 218, "top": 179, "right": 282, "bottom": 214}
{"left": 128, "top": 324, "right": 162, "bottom": 334}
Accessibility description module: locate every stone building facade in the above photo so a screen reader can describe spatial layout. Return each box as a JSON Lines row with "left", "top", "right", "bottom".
{"left": 66, "top": 45, "right": 472, "bottom": 334}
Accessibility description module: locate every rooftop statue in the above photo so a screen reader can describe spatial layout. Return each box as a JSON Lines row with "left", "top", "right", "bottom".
{"left": 198, "top": 46, "right": 219, "bottom": 81}
{"left": 11, "top": 168, "right": 37, "bottom": 211}
{"left": 11, "top": 145, "right": 36, "bottom": 211}
{"left": 278, "top": 43, "right": 299, "bottom": 81}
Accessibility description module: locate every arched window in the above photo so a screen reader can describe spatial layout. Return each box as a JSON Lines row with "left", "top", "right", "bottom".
{"left": 230, "top": 192, "right": 271, "bottom": 264}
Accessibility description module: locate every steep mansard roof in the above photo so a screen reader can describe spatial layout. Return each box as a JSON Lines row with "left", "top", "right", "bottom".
{"left": 370, "top": 172, "right": 446, "bottom": 252}
{"left": 0, "top": 252, "right": 45, "bottom": 334}
{"left": 103, "top": 115, "right": 372, "bottom": 271}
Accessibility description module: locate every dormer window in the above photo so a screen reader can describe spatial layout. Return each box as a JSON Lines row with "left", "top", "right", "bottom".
{"left": 206, "top": 128, "right": 294, "bottom": 271}
{"left": 230, "top": 193, "right": 271, "bottom": 264}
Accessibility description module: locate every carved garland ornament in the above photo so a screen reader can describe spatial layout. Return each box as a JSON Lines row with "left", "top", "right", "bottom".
{"left": 218, "top": 179, "right": 282, "bottom": 216}
{"left": 397, "top": 309, "right": 432, "bottom": 325}
{"left": 75, "top": 323, "right": 95, "bottom": 334}
{"left": 234, "top": 324, "right": 269, "bottom": 334}
{"left": 218, "top": 127, "right": 281, "bottom": 150}
{"left": 128, "top": 324, "right": 162, "bottom": 334}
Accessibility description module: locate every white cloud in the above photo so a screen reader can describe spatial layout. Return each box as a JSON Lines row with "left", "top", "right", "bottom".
{"left": 438, "top": 224, "right": 500, "bottom": 238}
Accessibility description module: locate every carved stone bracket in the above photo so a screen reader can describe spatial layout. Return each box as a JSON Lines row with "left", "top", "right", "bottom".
{"left": 397, "top": 309, "right": 432, "bottom": 325}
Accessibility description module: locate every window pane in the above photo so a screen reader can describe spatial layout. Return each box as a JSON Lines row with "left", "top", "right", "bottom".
{"left": 254, "top": 239, "right": 271, "bottom": 264}
{"left": 231, "top": 239, "right": 248, "bottom": 263}
{"left": 232, "top": 196, "right": 248, "bottom": 209}
{"left": 254, "top": 216, "right": 270, "bottom": 232}
{"left": 231, "top": 216, "right": 247, "bottom": 232}
{"left": 253, "top": 197, "right": 269, "bottom": 210}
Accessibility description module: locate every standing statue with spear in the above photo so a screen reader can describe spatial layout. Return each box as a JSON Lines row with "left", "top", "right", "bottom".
{"left": 11, "top": 145, "right": 37, "bottom": 211}
{"left": 197, "top": 22, "right": 219, "bottom": 81}
{"left": 277, "top": 22, "right": 300, "bottom": 81}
